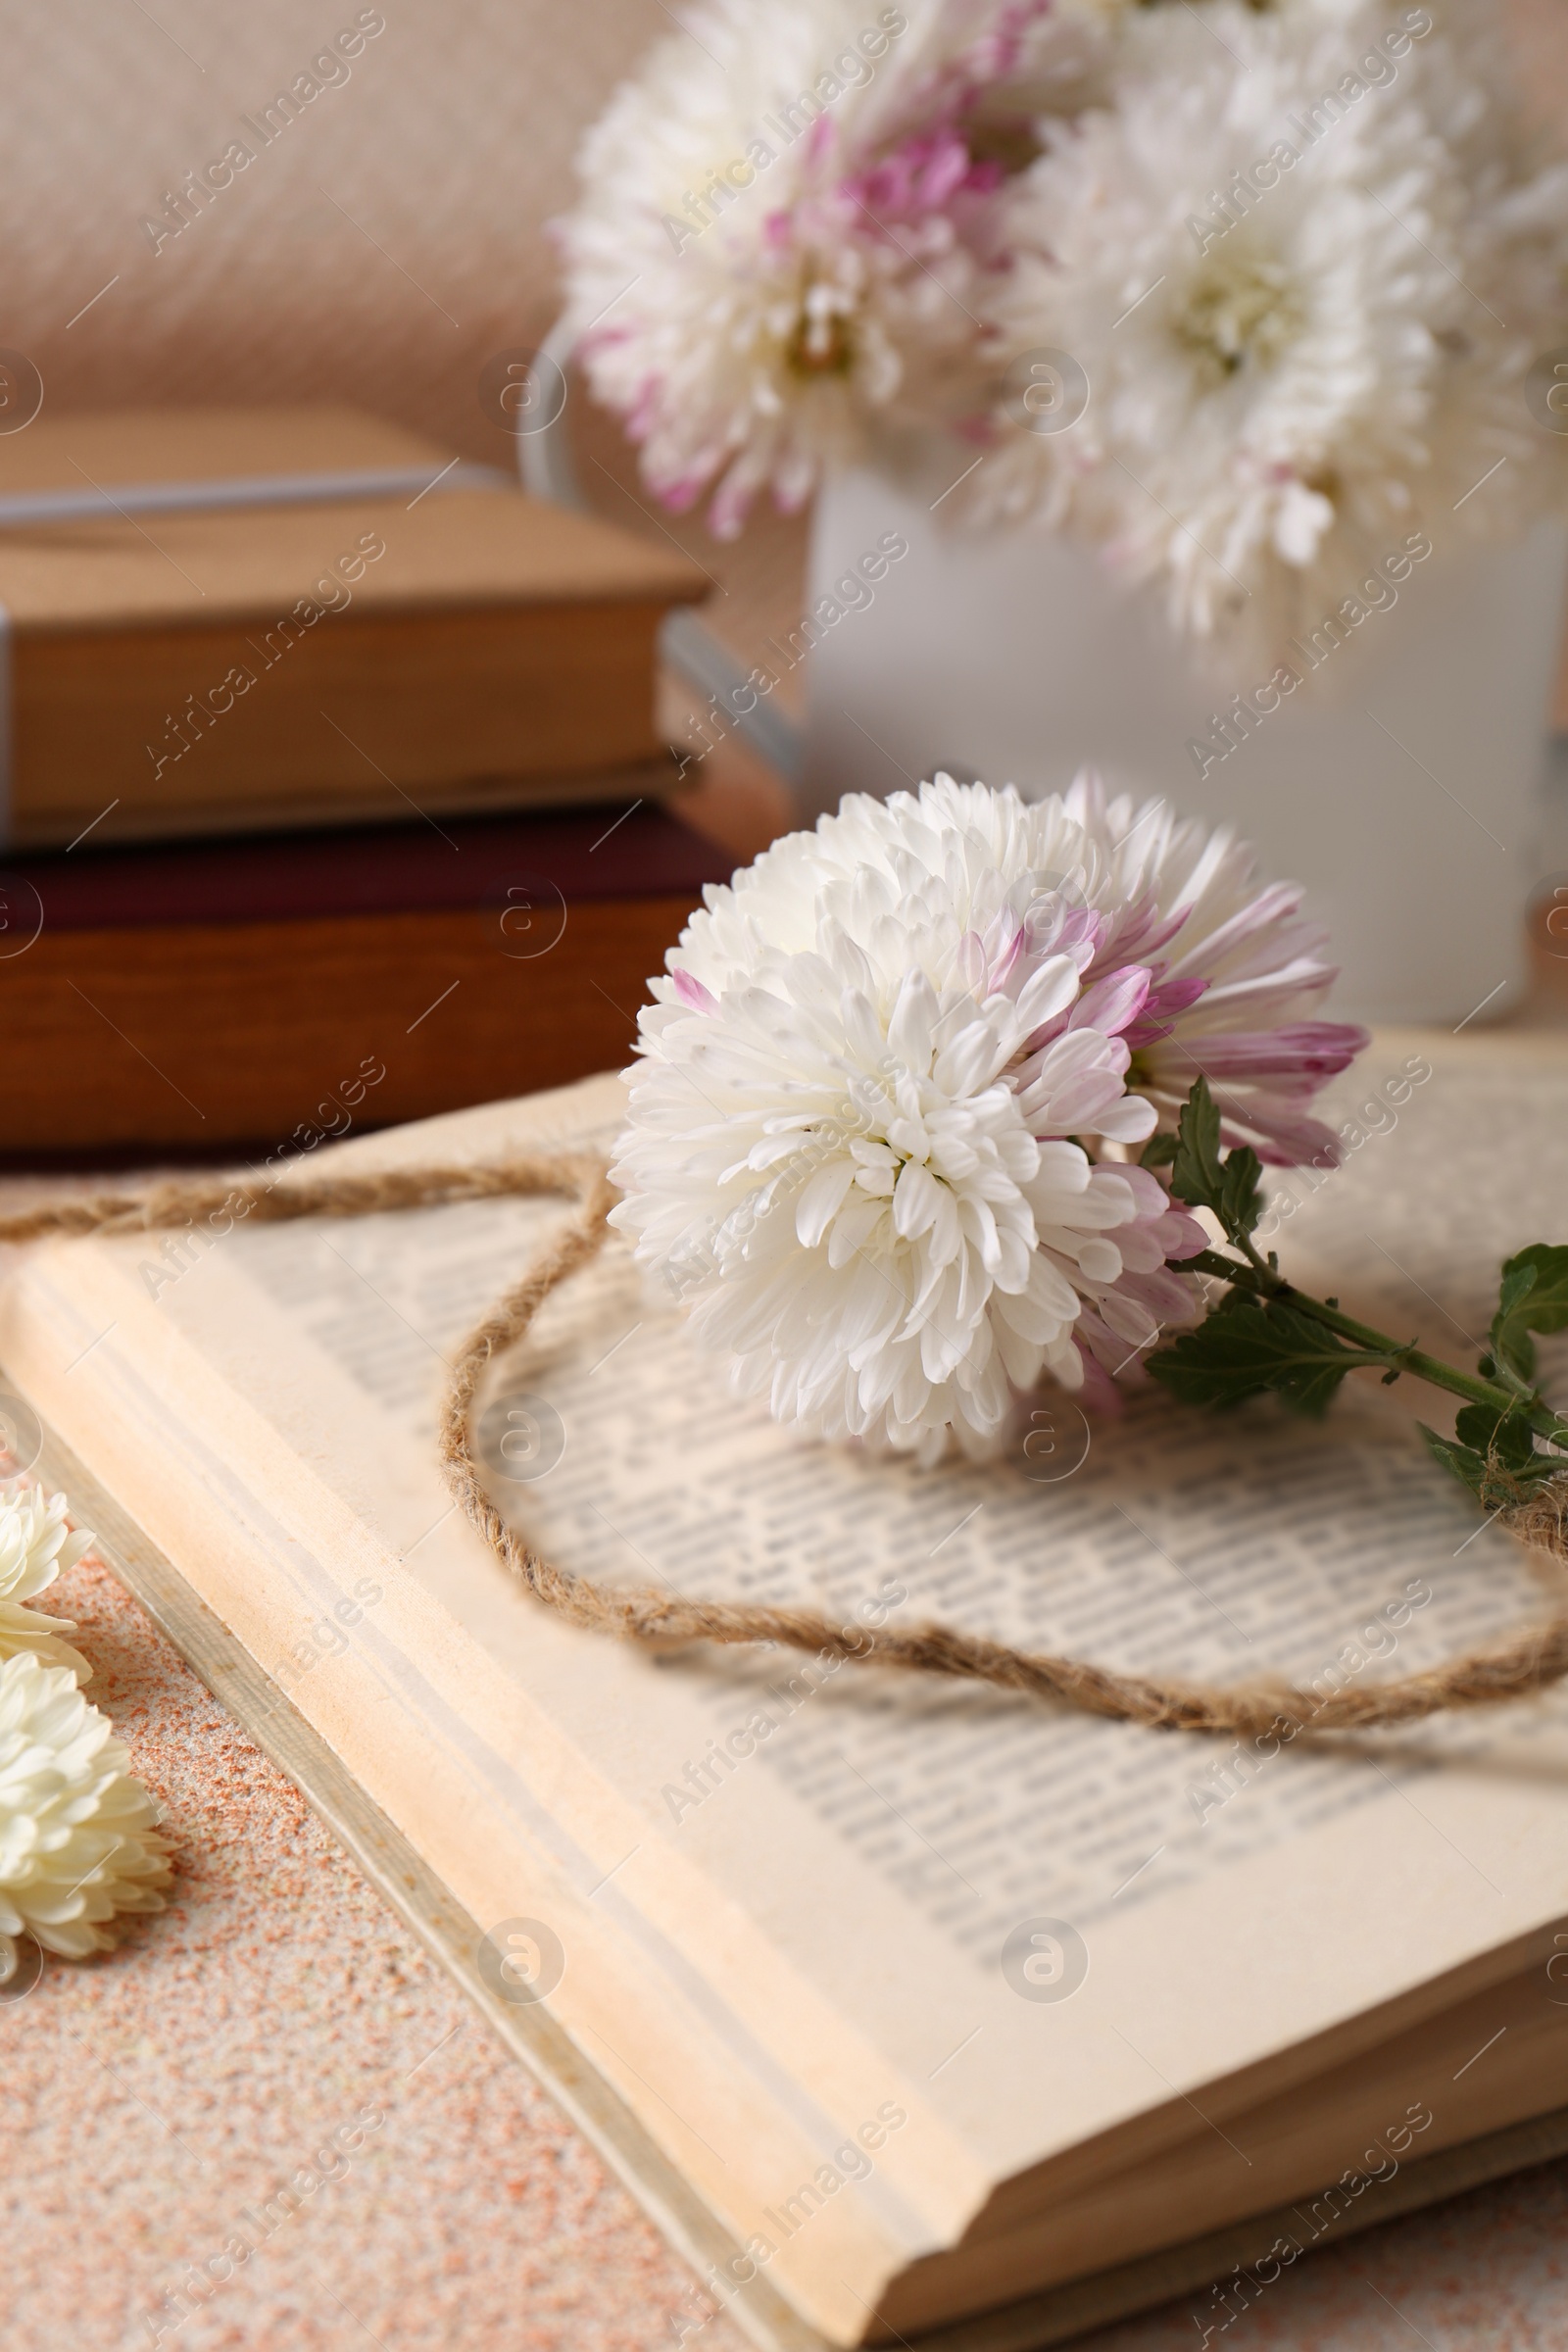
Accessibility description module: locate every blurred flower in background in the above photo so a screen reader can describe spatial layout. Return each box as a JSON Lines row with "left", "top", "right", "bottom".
{"left": 557, "top": 0, "right": 1066, "bottom": 536}
{"left": 979, "top": 0, "right": 1568, "bottom": 642}
{"left": 561, "top": 0, "right": 1568, "bottom": 641}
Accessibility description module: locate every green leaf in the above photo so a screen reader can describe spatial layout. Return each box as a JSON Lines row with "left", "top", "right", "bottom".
{"left": 1489, "top": 1244, "right": 1568, "bottom": 1383}
{"left": 1169, "top": 1078, "right": 1224, "bottom": 1214}
{"left": 1498, "top": 1259, "right": 1540, "bottom": 1320}
{"left": 1139, "top": 1130, "right": 1179, "bottom": 1169}
{"left": 1165, "top": 1080, "right": 1265, "bottom": 1248}
{"left": 1148, "top": 1290, "right": 1374, "bottom": 1417}
{"left": 1419, "top": 1421, "right": 1556, "bottom": 1510}
{"left": 1218, "top": 1146, "right": 1265, "bottom": 1244}
{"left": 1453, "top": 1402, "right": 1539, "bottom": 1470}
{"left": 1418, "top": 1424, "right": 1494, "bottom": 1505}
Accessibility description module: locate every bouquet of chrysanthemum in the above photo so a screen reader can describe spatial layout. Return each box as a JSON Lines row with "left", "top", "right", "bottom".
{"left": 559, "top": 0, "right": 1568, "bottom": 642}
{"left": 612, "top": 776, "right": 1568, "bottom": 1504}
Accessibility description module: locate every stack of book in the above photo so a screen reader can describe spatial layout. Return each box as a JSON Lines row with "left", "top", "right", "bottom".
{"left": 0, "top": 406, "right": 726, "bottom": 1152}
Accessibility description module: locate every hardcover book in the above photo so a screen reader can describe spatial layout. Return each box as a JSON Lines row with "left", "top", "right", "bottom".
{"left": 0, "top": 798, "right": 732, "bottom": 1152}
{"left": 0, "top": 407, "right": 706, "bottom": 847}
{"left": 3, "top": 1030, "right": 1566, "bottom": 2346}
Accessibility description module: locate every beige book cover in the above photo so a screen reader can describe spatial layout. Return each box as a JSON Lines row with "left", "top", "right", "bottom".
{"left": 0, "top": 407, "right": 707, "bottom": 843}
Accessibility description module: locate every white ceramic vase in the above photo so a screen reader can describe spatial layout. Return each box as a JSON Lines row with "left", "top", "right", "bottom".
{"left": 802, "top": 447, "right": 1566, "bottom": 1026}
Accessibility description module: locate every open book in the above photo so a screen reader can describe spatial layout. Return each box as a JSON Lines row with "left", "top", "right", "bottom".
{"left": 3, "top": 1030, "right": 1566, "bottom": 2348}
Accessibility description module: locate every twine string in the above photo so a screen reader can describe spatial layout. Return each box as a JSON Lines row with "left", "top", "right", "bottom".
{"left": 5, "top": 1149, "right": 1566, "bottom": 1739}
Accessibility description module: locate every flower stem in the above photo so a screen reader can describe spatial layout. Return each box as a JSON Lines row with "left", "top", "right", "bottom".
{"left": 1189, "top": 1248, "right": 1567, "bottom": 1445}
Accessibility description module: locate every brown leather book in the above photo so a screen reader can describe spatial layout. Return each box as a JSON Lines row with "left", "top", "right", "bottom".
{"left": 0, "top": 408, "right": 708, "bottom": 848}
{"left": 0, "top": 797, "right": 730, "bottom": 1153}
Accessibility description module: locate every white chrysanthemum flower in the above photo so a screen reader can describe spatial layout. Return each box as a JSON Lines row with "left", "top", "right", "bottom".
{"left": 0, "top": 1653, "right": 172, "bottom": 1969}
{"left": 978, "top": 0, "right": 1568, "bottom": 642}
{"left": 612, "top": 776, "right": 1208, "bottom": 1456}
{"left": 558, "top": 0, "right": 1063, "bottom": 536}
{"left": 0, "top": 1488, "right": 93, "bottom": 1683}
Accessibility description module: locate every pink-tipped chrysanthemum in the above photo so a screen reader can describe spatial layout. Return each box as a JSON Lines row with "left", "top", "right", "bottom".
{"left": 611, "top": 776, "right": 1225, "bottom": 1454}
{"left": 558, "top": 0, "right": 1058, "bottom": 536}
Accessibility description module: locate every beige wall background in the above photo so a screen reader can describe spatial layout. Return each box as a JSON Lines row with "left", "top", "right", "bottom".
{"left": 0, "top": 0, "right": 814, "bottom": 693}
{"left": 5, "top": 0, "right": 648, "bottom": 459}
{"left": 1, "top": 0, "right": 1562, "bottom": 711}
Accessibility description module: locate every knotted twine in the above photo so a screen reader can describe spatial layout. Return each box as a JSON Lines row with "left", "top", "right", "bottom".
{"left": 5, "top": 1148, "right": 1567, "bottom": 1740}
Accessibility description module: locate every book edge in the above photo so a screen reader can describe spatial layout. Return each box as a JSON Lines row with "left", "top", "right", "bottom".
{"left": 35, "top": 1414, "right": 829, "bottom": 2352}
{"left": 46, "top": 1409, "right": 1568, "bottom": 2352}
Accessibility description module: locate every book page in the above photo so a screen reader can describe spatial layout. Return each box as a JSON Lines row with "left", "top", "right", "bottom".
{"left": 234, "top": 1139, "right": 1537, "bottom": 1957}
{"left": 5, "top": 1032, "right": 1567, "bottom": 2342}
